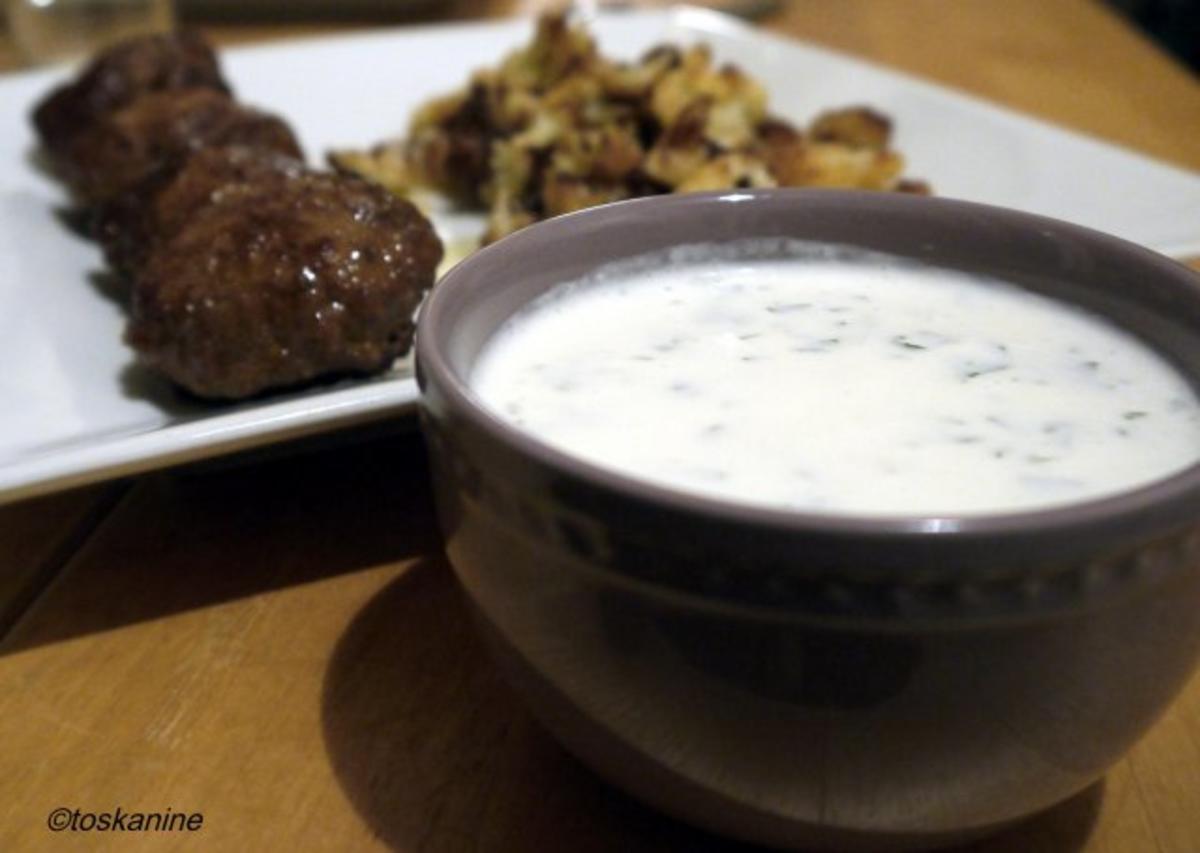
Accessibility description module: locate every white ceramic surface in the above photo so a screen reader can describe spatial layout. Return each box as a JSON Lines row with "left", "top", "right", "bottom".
{"left": 1, "top": 6, "right": 1197, "bottom": 504}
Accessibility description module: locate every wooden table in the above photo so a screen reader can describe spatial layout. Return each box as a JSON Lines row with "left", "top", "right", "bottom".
{"left": 3, "top": 2, "right": 1200, "bottom": 850}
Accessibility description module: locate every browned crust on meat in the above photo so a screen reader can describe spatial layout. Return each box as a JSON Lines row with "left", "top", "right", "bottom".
{"left": 59, "top": 88, "right": 302, "bottom": 205}
{"left": 127, "top": 173, "right": 442, "bottom": 399}
{"left": 33, "top": 31, "right": 230, "bottom": 161}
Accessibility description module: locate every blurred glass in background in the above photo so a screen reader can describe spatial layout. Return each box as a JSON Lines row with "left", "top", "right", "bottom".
{"left": 3, "top": 0, "right": 1194, "bottom": 75}
{"left": 7, "top": 0, "right": 173, "bottom": 65}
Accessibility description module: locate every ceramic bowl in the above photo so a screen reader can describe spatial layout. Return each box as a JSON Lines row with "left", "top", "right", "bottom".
{"left": 415, "top": 189, "right": 1200, "bottom": 851}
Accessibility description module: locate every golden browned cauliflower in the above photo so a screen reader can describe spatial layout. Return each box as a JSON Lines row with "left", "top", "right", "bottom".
{"left": 329, "top": 12, "right": 929, "bottom": 243}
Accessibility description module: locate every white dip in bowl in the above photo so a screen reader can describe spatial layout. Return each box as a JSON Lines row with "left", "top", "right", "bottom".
{"left": 470, "top": 241, "right": 1200, "bottom": 515}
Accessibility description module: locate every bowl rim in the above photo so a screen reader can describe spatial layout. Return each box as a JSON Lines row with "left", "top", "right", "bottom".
{"left": 416, "top": 188, "right": 1200, "bottom": 545}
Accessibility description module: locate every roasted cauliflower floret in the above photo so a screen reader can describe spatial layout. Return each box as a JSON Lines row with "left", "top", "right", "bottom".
{"left": 676, "top": 153, "right": 777, "bottom": 193}
{"left": 650, "top": 44, "right": 767, "bottom": 150}
{"left": 810, "top": 106, "right": 893, "bottom": 149}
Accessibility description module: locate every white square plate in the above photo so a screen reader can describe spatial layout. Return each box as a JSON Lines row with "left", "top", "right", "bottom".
{"left": 2, "top": 6, "right": 1198, "bottom": 504}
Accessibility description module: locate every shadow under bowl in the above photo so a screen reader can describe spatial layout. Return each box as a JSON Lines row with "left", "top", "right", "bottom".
{"left": 414, "top": 189, "right": 1200, "bottom": 851}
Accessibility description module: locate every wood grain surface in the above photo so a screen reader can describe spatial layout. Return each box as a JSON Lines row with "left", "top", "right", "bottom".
{"left": 2, "top": 1, "right": 1199, "bottom": 851}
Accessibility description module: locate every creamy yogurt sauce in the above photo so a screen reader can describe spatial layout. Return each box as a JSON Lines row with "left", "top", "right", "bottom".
{"left": 470, "top": 241, "right": 1200, "bottom": 515}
